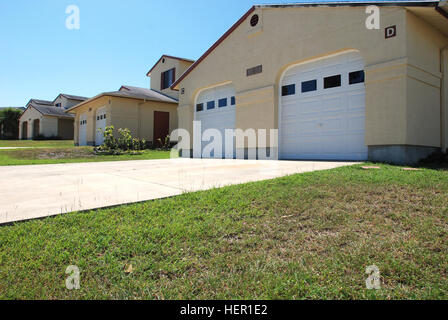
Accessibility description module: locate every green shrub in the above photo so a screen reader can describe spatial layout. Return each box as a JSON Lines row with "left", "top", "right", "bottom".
{"left": 94, "top": 126, "right": 146, "bottom": 155}
{"left": 156, "top": 135, "right": 171, "bottom": 151}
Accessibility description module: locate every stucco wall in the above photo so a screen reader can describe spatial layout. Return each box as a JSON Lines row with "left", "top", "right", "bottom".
{"left": 176, "top": 6, "right": 448, "bottom": 155}
{"left": 405, "top": 11, "right": 447, "bottom": 148}
{"left": 58, "top": 118, "right": 75, "bottom": 140}
{"left": 19, "top": 107, "right": 40, "bottom": 139}
{"left": 41, "top": 116, "right": 58, "bottom": 137}
{"left": 110, "top": 97, "right": 178, "bottom": 143}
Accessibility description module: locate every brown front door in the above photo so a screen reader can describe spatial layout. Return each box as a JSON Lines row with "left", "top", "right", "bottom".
{"left": 33, "top": 119, "right": 40, "bottom": 139}
{"left": 22, "top": 121, "right": 28, "bottom": 140}
{"left": 153, "top": 111, "right": 170, "bottom": 147}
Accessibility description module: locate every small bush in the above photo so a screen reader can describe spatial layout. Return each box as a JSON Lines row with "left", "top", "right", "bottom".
{"left": 94, "top": 126, "right": 146, "bottom": 155}
{"left": 156, "top": 135, "right": 171, "bottom": 151}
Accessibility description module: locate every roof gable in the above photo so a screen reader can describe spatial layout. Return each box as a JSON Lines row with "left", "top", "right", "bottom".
{"left": 146, "top": 55, "right": 195, "bottom": 77}
{"left": 171, "top": 1, "right": 443, "bottom": 90}
{"left": 53, "top": 93, "right": 88, "bottom": 103}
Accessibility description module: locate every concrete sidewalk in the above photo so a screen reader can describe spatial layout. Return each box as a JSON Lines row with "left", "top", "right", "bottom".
{"left": 0, "top": 147, "right": 37, "bottom": 150}
{"left": 0, "top": 158, "right": 357, "bottom": 224}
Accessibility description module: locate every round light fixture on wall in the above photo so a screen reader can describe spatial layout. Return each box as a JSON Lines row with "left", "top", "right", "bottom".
{"left": 250, "top": 14, "right": 259, "bottom": 27}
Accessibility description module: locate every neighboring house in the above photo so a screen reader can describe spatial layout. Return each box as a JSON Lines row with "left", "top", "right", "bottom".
{"left": 172, "top": 1, "right": 448, "bottom": 164}
{"left": 53, "top": 94, "right": 89, "bottom": 110}
{"left": 19, "top": 94, "right": 87, "bottom": 140}
{"left": 67, "top": 55, "right": 194, "bottom": 147}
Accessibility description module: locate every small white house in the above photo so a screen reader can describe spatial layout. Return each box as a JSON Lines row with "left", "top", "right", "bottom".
{"left": 19, "top": 94, "right": 87, "bottom": 140}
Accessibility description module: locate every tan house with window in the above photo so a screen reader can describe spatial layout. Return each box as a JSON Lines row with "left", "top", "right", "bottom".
{"left": 172, "top": 1, "right": 448, "bottom": 164}
{"left": 68, "top": 55, "right": 193, "bottom": 146}
{"left": 19, "top": 94, "right": 87, "bottom": 140}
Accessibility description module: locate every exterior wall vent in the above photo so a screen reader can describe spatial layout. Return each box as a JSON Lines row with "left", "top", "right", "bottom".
{"left": 247, "top": 65, "right": 262, "bottom": 77}
{"left": 250, "top": 14, "right": 259, "bottom": 27}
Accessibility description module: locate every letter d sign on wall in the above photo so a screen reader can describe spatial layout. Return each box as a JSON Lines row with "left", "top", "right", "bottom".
{"left": 385, "top": 26, "right": 397, "bottom": 39}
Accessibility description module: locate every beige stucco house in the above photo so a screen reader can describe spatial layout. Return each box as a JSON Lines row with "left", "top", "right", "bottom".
{"left": 68, "top": 55, "right": 194, "bottom": 147}
{"left": 172, "top": 1, "right": 448, "bottom": 164}
{"left": 19, "top": 94, "right": 87, "bottom": 140}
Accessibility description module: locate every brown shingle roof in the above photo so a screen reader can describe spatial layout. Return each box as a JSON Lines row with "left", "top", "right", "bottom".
{"left": 67, "top": 86, "right": 177, "bottom": 112}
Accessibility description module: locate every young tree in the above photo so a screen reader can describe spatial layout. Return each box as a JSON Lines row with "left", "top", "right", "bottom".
{"left": 0, "top": 108, "right": 22, "bottom": 140}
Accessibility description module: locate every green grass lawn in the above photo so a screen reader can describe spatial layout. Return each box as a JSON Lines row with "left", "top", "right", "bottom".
{"left": 0, "top": 147, "right": 171, "bottom": 166}
{"left": 0, "top": 163, "right": 447, "bottom": 299}
{"left": 0, "top": 140, "right": 75, "bottom": 148}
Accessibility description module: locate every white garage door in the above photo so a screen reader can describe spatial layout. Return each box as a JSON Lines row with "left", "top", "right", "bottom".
{"left": 280, "top": 51, "right": 368, "bottom": 160}
{"left": 78, "top": 113, "right": 87, "bottom": 146}
{"left": 95, "top": 107, "right": 107, "bottom": 146}
{"left": 194, "top": 84, "right": 236, "bottom": 158}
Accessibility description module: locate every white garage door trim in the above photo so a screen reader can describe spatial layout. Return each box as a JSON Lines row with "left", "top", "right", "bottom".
{"left": 194, "top": 83, "right": 236, "bottom": 159}
{"left": 95, "top": 106, "right": 107, "bottom": 146}
{"left": 278, "top": 50, "right": 368, "bottom": 161}
{"left": 79, "top": 113, "right": 87, "bottom": 146}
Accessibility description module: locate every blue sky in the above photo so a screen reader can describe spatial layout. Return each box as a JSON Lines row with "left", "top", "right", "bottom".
{"left": 0, "top": 0, "right": 424, "bottom": 107}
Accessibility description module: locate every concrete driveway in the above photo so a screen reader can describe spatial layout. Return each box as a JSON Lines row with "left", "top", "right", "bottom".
{"left": 0, "top": 159, "right": 357, "bottom": 224}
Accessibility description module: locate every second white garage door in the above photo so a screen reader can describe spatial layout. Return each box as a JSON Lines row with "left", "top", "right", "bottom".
{"left": 78, "top": 113, "right": 87, "bottom": 146}
{"left": 95, "top": 107, "right": 107, "bottom": 146}
{"left": 280, "top": 51, "right": 368, "bottom": 160}
{"left": 194, "top": 84, "right": 236, "bottom": 158}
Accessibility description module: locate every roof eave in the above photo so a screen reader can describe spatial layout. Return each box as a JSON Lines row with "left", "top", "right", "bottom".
{"left": 66, "top": 92, "right": 177, "bottom": 113}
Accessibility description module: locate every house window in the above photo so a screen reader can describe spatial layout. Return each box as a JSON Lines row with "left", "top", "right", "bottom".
{"left": 218, "top": 98, "right": 227, "bottom": 108}
{"left": 282, "top": 84, "right": 295, "bottom": 96}
{"left": 104, "top": 114, "right": 106, "bottom": 119}
{"left": 349, "top": 70, "right": 365, "bottom": 85}
{"left": 324, "top": 75, "right": 341, "bottom": 89}
{"left": 161, "top": 68, "right": 175, "bottom": 90}
{"left": 207, "top": 101, "right": 215, "bottom": 110}
{"left": 97, "top": 116, "right": 99, "bottom": 120}
{"left": 196, "top": 103, "right": 204, "bottom": 112}
{"left": 301, "top": 80, "right": 317, "bottom": 93}
{"left": 55, "top": 103, "right": 61, "bottom": 108}
{"left": 231, "top": 96, "right": 236, "bottom": 105}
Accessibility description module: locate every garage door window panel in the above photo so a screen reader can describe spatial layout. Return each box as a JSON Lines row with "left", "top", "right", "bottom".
{"left": 324, "top": 75, "right": 341, "bottom": 89}
{"left": 218, "top": 98, "right": 227, "bottom": 108}
{"left": 207, "top": 101, "right": 215, "bottom": 110}
{"left": 301, "top": 80, "right": 317, "bottom": 93}
{"left": 282, "top": 84, "right": 295, "bottom": 96}
{"left": 231, "top": 96, "right": 236, "bottom": 105}
{"left": 196, "top": 103, "right": 204, "bottom": 112}
{"left": 349, "top": 70, "right": 365, "bottom": 85}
